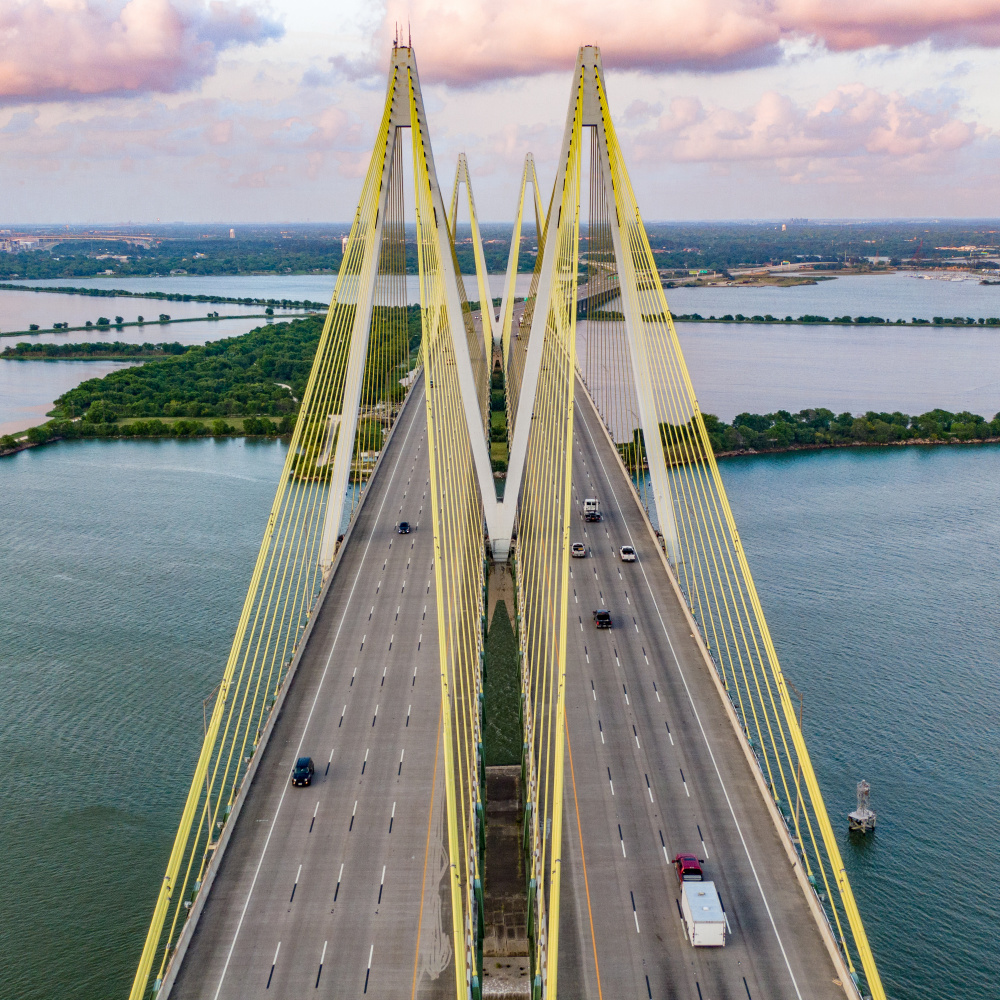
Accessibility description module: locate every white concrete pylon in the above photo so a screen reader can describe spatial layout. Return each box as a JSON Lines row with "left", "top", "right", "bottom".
{"left": 500, "top": 46, "right": 680, "bottom": 564}
{"left": 319, "top": 46, "right": 498, "bottom": 570}
{"left": 449, "top": 153, "right": 499, "bottom": 351}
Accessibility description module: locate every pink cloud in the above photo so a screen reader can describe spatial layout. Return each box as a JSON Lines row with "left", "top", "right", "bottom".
{"left": 380, "top": 0, "right": 1000, "bottom": 84}
{"left": 631, "top": 85, "right": 980, "bottom": 173}
{"left": 0, "top": 0, "right": 283, "bottom": 103}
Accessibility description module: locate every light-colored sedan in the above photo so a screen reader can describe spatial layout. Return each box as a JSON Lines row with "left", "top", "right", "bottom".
{"left": 620, "top": 545, "right": 637, "bottom": 562}
{"left": 571, "top": 542, "right": 587, "bottom": 558}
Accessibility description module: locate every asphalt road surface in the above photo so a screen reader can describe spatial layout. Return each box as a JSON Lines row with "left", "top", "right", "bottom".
{"left": 168, "top": 377, "right": 456, "bottom": 1000}
{"left": 557, "top": 382, "right": 848, "bottom": 1000}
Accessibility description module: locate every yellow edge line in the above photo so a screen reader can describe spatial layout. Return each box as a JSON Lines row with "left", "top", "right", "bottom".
{"left": 411, "top": 698, "right": 445, "bottom": 1000}
{"left": 565, "top": 714, "right": 604, "bottom": 1000}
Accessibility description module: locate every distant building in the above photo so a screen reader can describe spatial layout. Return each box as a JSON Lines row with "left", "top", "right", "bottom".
{"left": 230, "top": 228, "right": 236, "bottom": 239}
{"left": 342, "top": 235, "right": 349, "bottom": 253}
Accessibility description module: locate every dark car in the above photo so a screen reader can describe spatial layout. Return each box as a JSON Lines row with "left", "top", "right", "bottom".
{"left": 291, "top": 756, "right": 315, "bottom": 787}
{"left": 593, "top": 609, "right": 612, "bottom": 629}
{"left": 398, "top": 521, "right": 411, "bottom": 534}
{"left": 673, "top": 853, "right": 704, "bottom": 882}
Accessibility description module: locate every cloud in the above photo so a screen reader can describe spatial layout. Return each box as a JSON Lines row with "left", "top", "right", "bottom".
{"left": 379, "top": 0, "right": 1000, "bottom": 85}
{"left": 0, "top": 0, "right": 283, "bottom": 104}
{"left": 630, "top": 84, "right": 982, "bottom": 178}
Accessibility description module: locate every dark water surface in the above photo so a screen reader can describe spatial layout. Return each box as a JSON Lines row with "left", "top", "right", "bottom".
{"left": 722, "top": 444, "right": 1000, "bottom": 1000}
{"left": 2, "top": 437, "right": 999, "bottom": 998}
{"left": 0, "top": 439, "right": 286, "bottom": 1000}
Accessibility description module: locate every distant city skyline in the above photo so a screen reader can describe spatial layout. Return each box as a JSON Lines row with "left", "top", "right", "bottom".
{"left": 2, "top": 0, "right": 1000, "bottom": 223}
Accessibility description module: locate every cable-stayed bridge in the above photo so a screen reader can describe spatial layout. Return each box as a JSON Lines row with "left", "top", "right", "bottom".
{"left": 128, "top": 45, "right": 885, "bottom": 1000}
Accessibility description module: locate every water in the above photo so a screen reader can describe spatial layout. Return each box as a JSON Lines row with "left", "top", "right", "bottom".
{"left": 18, "top": 273, "right": 533, "bottom": 306}
{"left": 721, "top": 445, "right": 1000, "bottom": 1000}
{"left": 661, "top": 270, "right": 1000, "bottom": 322}
{"left": 0, "top": 287, "right": 286, "bottom": 336}
{"left": 2, "top": 438, "right": 998, "bottom": 999}
{"left": 0, "top": 360, "right": 137, "bottom": 436}
{"left": 676, "top": 322, "right": 1000, "bottom": 421}
{"left": 0, "top": 439, "right": 288, "bottom": 1000}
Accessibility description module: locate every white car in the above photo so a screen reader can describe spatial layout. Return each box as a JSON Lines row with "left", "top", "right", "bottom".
{"left": 620, "top": 545, "right": 637, "bottom": 562}
{"left": 571, "top": 542, "right": 587, "bottom": 558}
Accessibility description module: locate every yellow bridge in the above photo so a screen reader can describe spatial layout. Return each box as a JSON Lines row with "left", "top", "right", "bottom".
{"left": 128, "top": 45, "right": 885, "bottom": 1000}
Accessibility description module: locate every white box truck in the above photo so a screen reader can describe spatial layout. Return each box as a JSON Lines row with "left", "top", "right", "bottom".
{"left": 583, "top": 498, "right": 601, "bottom": 521}
{"left": 680, "top": 881, "right": 726, "bottom": 947}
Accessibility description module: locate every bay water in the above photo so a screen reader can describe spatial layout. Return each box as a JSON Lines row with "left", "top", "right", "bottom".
{"left": 2, "top": 438, "right": 998, "bottom": 999}
{"left": 3, "top": 269, "right": 1000, "bottom": 998}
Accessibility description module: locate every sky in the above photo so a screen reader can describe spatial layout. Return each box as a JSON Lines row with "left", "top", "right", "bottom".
{"left": 2, "top": 0, "right": 1000, "bottom": 223}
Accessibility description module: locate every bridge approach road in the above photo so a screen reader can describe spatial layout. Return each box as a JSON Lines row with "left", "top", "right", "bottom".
{"left": 556, "top": 381, "right": 848, "bottom": 1000}
{"left": 168, "top": 376, "right": 456, "bottom": 1000}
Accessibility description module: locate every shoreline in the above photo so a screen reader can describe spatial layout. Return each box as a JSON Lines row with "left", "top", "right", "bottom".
{"left": 0, "top": 311, "right": 311, "bottom": 339}
{"left": 5, "top": 423, "right": 999, "bottom": 463}
{"left": 713, "top": 435, "right": 1000, "bottom": 460}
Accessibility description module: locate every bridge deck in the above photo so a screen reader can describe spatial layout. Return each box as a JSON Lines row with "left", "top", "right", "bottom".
{"left": 557, "top": 383, "right": 847, "bottom": 1000}
{"left": 168, "top": 378, "right": 456, "bottom": 1000}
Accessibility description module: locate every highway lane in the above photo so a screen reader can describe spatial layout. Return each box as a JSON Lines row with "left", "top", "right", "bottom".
{"left": 168, "top": 377, "right": 456, "bottom": 1000}
{"left": 558, "top": 382, "right": 848, "bottom": 1000}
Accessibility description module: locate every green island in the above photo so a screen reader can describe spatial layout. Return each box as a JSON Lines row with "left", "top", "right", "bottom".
{"left": 0, "top": 310, "right": 423, "bottom": 455}
{"left": 592, "top": 310, "right": 1000, "bottom": 328}
{"left": 0, "top": 282, "right": 328, "bottom": 310}
{"left": 2, "top": 340, "right": 189, "bottom": 360}
{"left": 3, "top": 314, "right": 999, "bottom": 460}
{"left": 0, "top": 309, "right": 310, "bottom": 339}
{"left": 613, "top": 408, "right": 1000, "bottom": 470}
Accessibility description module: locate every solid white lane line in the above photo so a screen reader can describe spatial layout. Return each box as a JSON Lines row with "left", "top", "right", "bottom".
{"left": 577, "top": 401, "right": 805, "bottom": 1000}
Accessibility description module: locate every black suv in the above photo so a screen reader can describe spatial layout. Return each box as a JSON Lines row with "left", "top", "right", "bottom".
{"left": 291, "top": 756, "right": 315, "bottom": 787}
{"left": 398, "top": 521, "right": 411, "bottom": 534}
{"left": 593, "top": 609, "right": 612, "bottom": 629}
